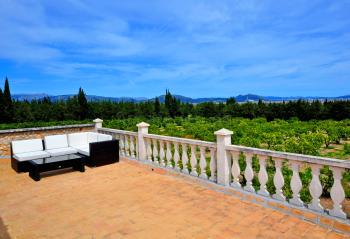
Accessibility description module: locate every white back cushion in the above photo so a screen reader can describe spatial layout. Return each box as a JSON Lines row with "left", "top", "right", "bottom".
{"left": 68, "top": 132, "right": 88, "bottom": 147}
{"left": 87, "top": 132, "right": 99, "bottom": 143}
{"left": 97, "top": 134, "right": 112, "bottom": 142}
{"left": 12, "top": 139, "right": 44, "bottom": 154}
{"left": 44, "top": 134, "right": 69, "bottom": 149}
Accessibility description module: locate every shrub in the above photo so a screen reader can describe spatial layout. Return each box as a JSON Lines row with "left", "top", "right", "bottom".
{"left": 344, "top": 143, "right": 350, "bottom": 154}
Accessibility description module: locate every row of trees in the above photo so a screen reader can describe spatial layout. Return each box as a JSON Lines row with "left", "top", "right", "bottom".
{"left": 1, "top": 78, "right": 350, "bottom": 123}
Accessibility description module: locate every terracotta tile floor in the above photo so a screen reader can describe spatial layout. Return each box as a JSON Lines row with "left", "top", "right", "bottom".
{"left": 0, "top": 158, "right": 348, "bottom": 239}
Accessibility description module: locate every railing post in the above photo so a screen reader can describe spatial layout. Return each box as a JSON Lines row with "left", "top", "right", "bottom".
{"left": 93, "top": 118, "right": 103, "bottom": 132}
{"left": 214, "top": 128, "right": 233, "bottom": 186}
{"left": 136, "top": 122, "right": 150, "bottom": 161}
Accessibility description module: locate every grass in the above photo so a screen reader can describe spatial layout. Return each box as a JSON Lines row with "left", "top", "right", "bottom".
{"left": 320, "top": 141, "right": 350, "bottom": 160}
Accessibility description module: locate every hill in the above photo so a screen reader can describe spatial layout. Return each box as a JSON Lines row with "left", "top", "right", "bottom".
{"left": 12, "top": 93, "right": 350, "bottom": 103}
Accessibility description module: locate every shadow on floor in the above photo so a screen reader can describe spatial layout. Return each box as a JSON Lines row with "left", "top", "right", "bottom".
{"left": 40, "top": 168, "right": 77, "bottom": 179}
{"left": 0, "top": 216, "right": 11, "bottom": 239}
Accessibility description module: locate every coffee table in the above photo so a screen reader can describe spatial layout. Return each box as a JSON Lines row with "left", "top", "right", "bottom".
{"left": 28, "top": 154, "right": 86, "bottom": 181}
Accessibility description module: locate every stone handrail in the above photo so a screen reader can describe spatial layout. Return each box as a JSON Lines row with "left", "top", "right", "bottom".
{"left": 226, "top": 144, "right": 350, "bottom": 169}
{"left": 98, "top": 127, "right": 138, "bottom": 137}
{"left": 145, "top": 133, "right": 216, "bottom": 148}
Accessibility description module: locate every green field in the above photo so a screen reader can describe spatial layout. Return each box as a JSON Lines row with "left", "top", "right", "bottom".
{"left": 104, "top": 117, "right": 350, "bottom": 159}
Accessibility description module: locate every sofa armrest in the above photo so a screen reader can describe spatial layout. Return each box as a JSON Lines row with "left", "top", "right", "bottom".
{"left": 86, "top": 140, "right": 119, "bottom": 167}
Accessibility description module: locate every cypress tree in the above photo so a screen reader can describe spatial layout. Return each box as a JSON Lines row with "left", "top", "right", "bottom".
{"left": 0, "top": 88, "right": 4, "bottom": 123}
{"left": 163, "top": 90, "right": 181, "bottom": 118}
{"left": 154, "top": 97, "right": 161, "bottom": 116}
{"left": 77, "top": 87, "right": 88, "bottom": 120}
{"left": 164, "top": 89, "right": 171, "bottom": 112}
{"left": 3, "top": 77, "right": 14, "bottom": 122}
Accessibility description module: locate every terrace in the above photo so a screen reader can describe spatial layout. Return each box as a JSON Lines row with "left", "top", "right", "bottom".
{"left": 0, "top": 119, "right": 350, "bottom": 238}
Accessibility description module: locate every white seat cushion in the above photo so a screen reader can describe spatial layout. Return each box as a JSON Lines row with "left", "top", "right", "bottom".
{"left": 12, "top": 139, "right": 44, "bottom": 154}
{"left": 75, "top": 146, "right": 90, "bottom": 156}
{"left": 44, "top": 134, "right": 69, "bottom": 150}
{"left": 68, "top": 133, "right": 88, "bottom": 147}
{"left": 13, "top": 151, "right": 50, "bottom": 161}
{"left": 45, "top": 147, "right": 78, "bottom": 157}
{"left": 87, "top": 132, "right": 99, "bottom": 143}
{"left": 97, "top": 134, "right": 112, "bottom": 142}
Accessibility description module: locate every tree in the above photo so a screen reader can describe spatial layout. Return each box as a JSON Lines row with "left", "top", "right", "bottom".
{"left": 164, "top": 89, "right": 171, "bottom": 113}
{"left": 226, "top": 97, "right": 236, "bottom": 105}
{"left": 154, "top": 97, "right": 161, "bottom": 116}
{"left": 164, "top": 89, "right": 180, "bottom": 118}
{"left": 77, "top": 87, "right": 89, "bottom": 120}
{"left": 3, "top": 77, "right": 14, "bottom": 122}
{"left": 0, "top": 88, "right": 4, "bottom": 123}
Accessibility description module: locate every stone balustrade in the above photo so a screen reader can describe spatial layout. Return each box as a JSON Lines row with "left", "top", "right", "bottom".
{"left": 143, "top": 133, "right": 217, "bottom": 180}
{"left": 225, "top": 144, "right": 350, "bottom": 219}
{"left": 97, "top": 128, "right": 138, "bottom": 159}
{"left": 97, "top": 122, "right": 350, "bottom": 222}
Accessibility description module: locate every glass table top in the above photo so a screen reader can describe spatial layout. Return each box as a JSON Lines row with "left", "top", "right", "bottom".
{"left": 30, "top": 154, "right": 84, "bottom": 165}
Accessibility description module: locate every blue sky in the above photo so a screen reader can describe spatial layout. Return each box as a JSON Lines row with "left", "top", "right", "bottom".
{"left": 0, "top": 0, "right": 349, "bottom": 97}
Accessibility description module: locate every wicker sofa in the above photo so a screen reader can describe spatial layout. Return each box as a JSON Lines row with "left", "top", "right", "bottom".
{"left": 11, "top": 132, "right": 119, "bottom": 173}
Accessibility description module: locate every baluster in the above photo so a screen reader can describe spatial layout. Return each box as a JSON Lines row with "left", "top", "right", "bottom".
{"left": 166, "top": 141, "right": 173, "bottom": 168}
{"left": 273, "top": 158, "right": 286, "bottom": 201}
{"left": 115, "top": 134, "right": 120, "bottom": 155}
{"left": 308, "top": 164, "right": 323, "bottom": 212}
{"left": 244, "top": 153, "right": 255, "bottom": 192}
{"left": 173, "top": 142, "right": 180, "bottom": 170}
{"left": 181, "top": 143, "right": 189, "bottom": 174}
{"left": 289, "top": 161, "right": 303, "bottom": 206}
{"left": 190, "top": 145, "right": 198, "bottom": 176}
{"left": 159, "top": 140, "right": 166, "bottom": 167}
{"left": 230, "top": 151, "right": 241, "bottom": 188}
{"left": 130, "top": 136, "right": 135, "bottom": 158}
{"left": 119, "top": 135, "right": 125, "bottom": 156}
{"left": 329, "top": 167, "right": 346, "bottom": 219}
{"left": 152, "top": 139, "right": 159, "bottom": 164}
{"left": 134, "top": 137, "right": 138, "bottom": 158}
{"left": 146, "top": 138, "right": 153, "bottom": 162}
{"left": 199, "top": 146, "right": 208, "bottom": 179}
{"left": 257, "top": 155, "right": 269, "bottom": 196}
{"left": 124, "top": 135, "right": 130, "bottom": 157}
{"left": 209, "top": 148, "right": 216, "bottom": 182}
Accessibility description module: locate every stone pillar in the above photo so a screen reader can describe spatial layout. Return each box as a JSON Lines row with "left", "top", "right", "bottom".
{"left": 215, "top": 128, "right": 233, "bottom": 186}
{"left": 93, "top": 118, "right": 103, "bottom": 132}
{"left": 136, "top": 122, "right": 150, "bottom": 161}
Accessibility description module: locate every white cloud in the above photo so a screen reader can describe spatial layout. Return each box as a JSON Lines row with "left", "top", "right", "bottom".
{"left": 0, "top": 0, "right": 349, "bottom": 97}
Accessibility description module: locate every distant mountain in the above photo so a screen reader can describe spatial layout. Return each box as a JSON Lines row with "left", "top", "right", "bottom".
{"left": 336, "top": 95, "right": 350, "bottom": 99}
{"left": 49, "top": 95, "right": 143, "bottom": 102}
{"left": 156, "top": 94, "right": 194, "bottom": 103}
{"left": 12, "top": 93, "right": 49, "bottom": 101}
{"left": 12, "top": 93, "right": 350, "bottom": 103}
{"left": 12, "top": 94, "right": 147, "bottom": 103}
{"left": 235, "top": 94, "right": 264, "bottom": 102}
